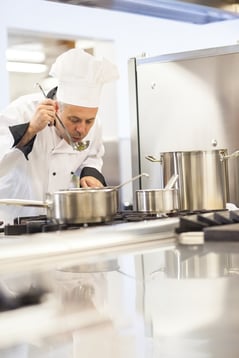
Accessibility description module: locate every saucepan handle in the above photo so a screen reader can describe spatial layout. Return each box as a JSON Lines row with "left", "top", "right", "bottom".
{"left": 0, "top": 199, "right": 48, "bottom": 208}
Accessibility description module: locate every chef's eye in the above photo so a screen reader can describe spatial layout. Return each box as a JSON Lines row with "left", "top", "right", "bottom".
{"left": 86, "top": 119, "right": 95, "bottom": 125}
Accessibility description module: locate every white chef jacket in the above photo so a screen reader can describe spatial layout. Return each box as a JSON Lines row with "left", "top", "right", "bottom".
{"left": 0, "top": 92, "right": 105, "bottom": 223}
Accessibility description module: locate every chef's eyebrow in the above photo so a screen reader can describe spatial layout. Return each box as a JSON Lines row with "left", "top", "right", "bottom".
{"left": 68, "top": 115, "right": 95, "bottom": 121}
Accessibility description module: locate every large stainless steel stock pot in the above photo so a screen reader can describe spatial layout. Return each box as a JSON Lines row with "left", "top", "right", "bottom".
{"left": 146, "top": 149, "right": 229, "bottom": 211}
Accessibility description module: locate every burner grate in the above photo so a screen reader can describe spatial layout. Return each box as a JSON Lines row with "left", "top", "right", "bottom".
{"left": 3, "top": 209, "right": 220, "bottom": 236}
{"left": 113, "top": 211, "right": 167, "bottom": 223}
{"left": 3, "top": 211, "right": 169, "bottom": 235}
{"left": 175, "top": 209, "right": 239, "bottom": 241}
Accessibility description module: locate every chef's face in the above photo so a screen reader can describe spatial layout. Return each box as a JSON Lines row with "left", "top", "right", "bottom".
{"left": 58, "top": 103, "right": 98, "bottom": 143}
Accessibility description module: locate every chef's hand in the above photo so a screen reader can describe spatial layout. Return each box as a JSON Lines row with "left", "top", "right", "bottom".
{"left": 80, "top": 176, "right": 104, "bottom": 188}
{"left": 16, "top": 99, "right": 58, "bottom": 150}
{"left": 29, "top": 99, "right": 57, "bottom": 134}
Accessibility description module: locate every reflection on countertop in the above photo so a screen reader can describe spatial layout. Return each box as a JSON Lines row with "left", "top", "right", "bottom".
{"left": 0, "top": 220, "right": 239, "bottom": 357}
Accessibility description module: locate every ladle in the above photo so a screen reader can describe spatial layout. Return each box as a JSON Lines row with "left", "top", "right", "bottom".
{"left": 113, "top": 173, "right": 149, "bottom": 190}
{"left": 35, "top": 83, "right": 90, "bottom": 152}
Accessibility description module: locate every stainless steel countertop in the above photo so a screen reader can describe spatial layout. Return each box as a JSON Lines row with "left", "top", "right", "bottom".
{"left": 0, "top": 217, "right": 239, "bottom": 357}
{"left": 0, "top": 217, "right": 179, "bottom": 274}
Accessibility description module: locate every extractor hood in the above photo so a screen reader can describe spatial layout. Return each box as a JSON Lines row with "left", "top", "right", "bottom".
{"left": 45, "top": 0, "right": 239, "bottom": 24}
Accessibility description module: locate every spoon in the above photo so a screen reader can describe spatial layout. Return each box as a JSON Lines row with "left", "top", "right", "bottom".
{"left": 35, "top": 83, "right": 90, "bottom": 152}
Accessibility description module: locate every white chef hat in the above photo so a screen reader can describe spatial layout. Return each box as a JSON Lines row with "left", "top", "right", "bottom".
{"left": 49, "top": 48, "right": 119, "bottom": 107}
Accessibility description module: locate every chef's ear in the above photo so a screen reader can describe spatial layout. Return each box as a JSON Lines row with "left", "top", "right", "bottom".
{"left": 56, "top": 101, "right": 65, "bottom": 114}
{"left": 54, "top": 101, "right": 59, "bottom": 111}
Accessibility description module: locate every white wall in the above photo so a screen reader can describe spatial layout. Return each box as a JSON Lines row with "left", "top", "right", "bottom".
{"left": 0, "top": 0, "right": 239, "bottom": 204}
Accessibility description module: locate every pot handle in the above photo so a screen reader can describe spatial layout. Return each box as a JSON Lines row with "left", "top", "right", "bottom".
{"left": 145, "top": 155, "right": 162, "bottom": 163}
{"left": 219, "top": 150, "right": 239, "bottom": 161}
{"left": 0, "top": 199, "right": 48, "bottom": 208}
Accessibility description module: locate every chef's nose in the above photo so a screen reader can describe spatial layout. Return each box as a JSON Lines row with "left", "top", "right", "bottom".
{"left": 75, "top": 122, "right": 87, "bottom": 136}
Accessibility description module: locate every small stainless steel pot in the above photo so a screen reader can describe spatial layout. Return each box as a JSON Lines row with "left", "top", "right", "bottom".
{"left": 136, "top": 188, "right": 179, "bottom": 214}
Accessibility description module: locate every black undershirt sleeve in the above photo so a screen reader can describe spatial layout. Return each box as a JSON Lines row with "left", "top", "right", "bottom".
{"left": 9, "top": 122, "right": 36, "bottom": 159}
{"left": 80, "top": 167, "right": 107, "bottom": 186}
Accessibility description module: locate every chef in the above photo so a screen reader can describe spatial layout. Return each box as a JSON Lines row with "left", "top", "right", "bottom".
{"left": 0, "top": 48, "right": 119, "bottom": 223}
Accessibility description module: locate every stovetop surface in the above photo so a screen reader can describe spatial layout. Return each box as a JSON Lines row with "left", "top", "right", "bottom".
{"left": 1, "top": 210, "right": 175, "bottom": 236}
{"left": 2, "top": 208, "right": 238, "bottom": 238}
{"left": 0, "top": 210, "right": 239, "bottom": 240}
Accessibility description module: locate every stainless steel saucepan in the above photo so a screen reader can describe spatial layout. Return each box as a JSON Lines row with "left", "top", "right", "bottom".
{"left": 0, "top": 173, "right": 148, "bottom": 224}
{"left": 136, "top": 174, "right": 179, "bottom": 214}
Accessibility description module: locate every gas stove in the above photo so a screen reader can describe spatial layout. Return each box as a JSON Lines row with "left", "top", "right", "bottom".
{"left": 3, "top": 208, "right": 239, "bottom": 240}
{"left": 0, "top": 211, "right": 171, "bottom": 236}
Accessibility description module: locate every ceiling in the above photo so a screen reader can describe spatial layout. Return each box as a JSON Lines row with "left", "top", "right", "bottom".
{"left": 45, "top": 0, "right": 239, "bottom": 24}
